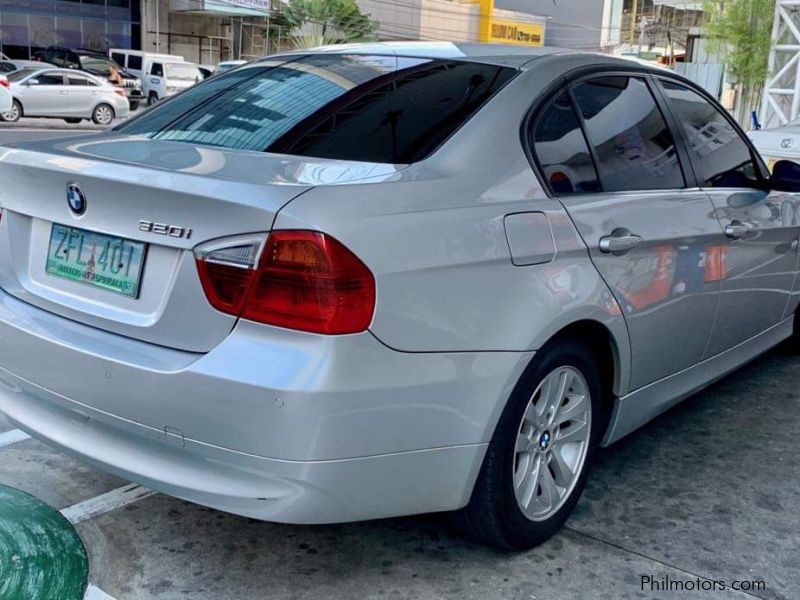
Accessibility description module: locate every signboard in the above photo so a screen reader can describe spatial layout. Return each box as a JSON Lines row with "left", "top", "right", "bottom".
{"left": 215, "top": 0, "right": 269, "bottom": 12}
{"left": 484, "top": 18, "right": 544, "bottom": 46}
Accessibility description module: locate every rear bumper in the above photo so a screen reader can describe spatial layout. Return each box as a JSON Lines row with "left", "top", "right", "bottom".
{"left": 0, "top": 289, "right": 530, "bottom": 522}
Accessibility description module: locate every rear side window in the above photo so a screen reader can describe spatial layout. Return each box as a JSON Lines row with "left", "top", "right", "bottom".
{"left": 128, "top": 55, "right": 143, "bottom": 71}
{"left": 571, "top": 76, "right": 684, "bottom": 192}
{"left": 532, "top": 92, "right": 599, "bottom": 195}
{"left": 116, "top": 54, "right": 517, "bottom": 164}
{"left": 660, "top": 80, "right": 762, "bottom": 189}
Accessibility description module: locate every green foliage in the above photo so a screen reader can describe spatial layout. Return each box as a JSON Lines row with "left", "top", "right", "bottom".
{"left": 703, "top": 0, "right": 775, "bottom": 106}
{"left": 283, "top": 0, "right": 377, "bottom": 42}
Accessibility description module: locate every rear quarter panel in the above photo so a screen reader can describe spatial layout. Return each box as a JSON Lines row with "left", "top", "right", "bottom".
{"left": 273, "top": 56, "right": 631, "bottom": 393}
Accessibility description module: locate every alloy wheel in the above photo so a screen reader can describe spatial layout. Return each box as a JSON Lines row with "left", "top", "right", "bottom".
{"left": 94, "top": 105, "right": 113, "bottom": 125}
{"left": 513, "top": 365, "right": 592, "bottom": 521}
{"left": 2, "top": 103, "right": 19, "bottom": 122}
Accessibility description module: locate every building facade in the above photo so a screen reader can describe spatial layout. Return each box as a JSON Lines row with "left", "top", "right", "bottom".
{"left": 0, "top": 0, "right": 141, "bottom": 58}
{"left": 0, "top": 0, "right": 548, "bottom": 65}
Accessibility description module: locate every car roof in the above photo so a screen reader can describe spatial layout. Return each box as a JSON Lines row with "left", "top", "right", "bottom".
{"left": 263, "top": 41, "right": 676, "bottom": 71}
{"left": 268, "top": 41, "right": 570, "bottom": 68}
{"left": 15, "top": 67, "right": 104, "bottom": 80}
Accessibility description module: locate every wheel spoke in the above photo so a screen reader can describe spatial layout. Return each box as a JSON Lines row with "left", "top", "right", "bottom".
{"left": 514, "top": 451, "right": 531, "bottom": 491}
{"left": 553, "top": 393, "right": 588, "bottom": 427}
{"left": 515, "top": 433, "right": 530, "bottom": 454}
{"left": 523, "top": 400, "right": 541, "bottom": 429}
{"left": 555, "top": 419, "right": 589, "bottom": 445}
{"left": 549, "top": 447, "right": 574, "bottom": 488}
{"left": 543, "top": 369, "right": 571, "bottom": 424}
{"left": 537, "top": 464, "right": 559, "bottom": 510}
{"left": 519, "top": 454, "right": 541, "bottom": 509}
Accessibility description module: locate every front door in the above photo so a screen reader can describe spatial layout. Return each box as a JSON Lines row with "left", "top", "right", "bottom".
{"left": 658, "top": 79, "right": 800, "bottom": 355}
{"left": 531, "top": 75, "right": 724, "bottom": 390}
{"left": 19, "top": 71, "right": 67, "bottom": 116}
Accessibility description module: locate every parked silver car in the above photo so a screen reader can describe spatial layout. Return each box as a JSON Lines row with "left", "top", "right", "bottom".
{"left": 0, "top": 67, "right": 129, "bottom": 125}
{"left": 0, "top": 43, "right": 799, "bottom": 550}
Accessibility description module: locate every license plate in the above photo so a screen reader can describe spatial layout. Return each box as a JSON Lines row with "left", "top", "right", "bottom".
{"left": 45, "top": 224, "right": 147, "bottom": 298}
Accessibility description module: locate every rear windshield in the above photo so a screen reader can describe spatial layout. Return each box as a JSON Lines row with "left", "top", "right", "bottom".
{"left": 7, "top": 68, "right": 37, "bottom": 82}
{"left": 116, "top": 54, "right": 517, "bottom": 163}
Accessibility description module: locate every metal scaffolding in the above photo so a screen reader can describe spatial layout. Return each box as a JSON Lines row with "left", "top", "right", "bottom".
{"left": 762, "top": 0, "right": 800, "bottom": 128}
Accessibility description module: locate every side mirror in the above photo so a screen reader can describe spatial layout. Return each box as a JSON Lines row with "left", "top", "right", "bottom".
{"left": 771, "top": 159, "right": 800, "bottom": 192}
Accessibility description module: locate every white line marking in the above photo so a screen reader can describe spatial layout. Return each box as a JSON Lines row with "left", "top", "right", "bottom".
{"left": 60, "top": 483, "right": 156, "bottom": 525}
{"left": 0, "top": 429, "right": 30, "bottom": 449}
{"left": 84, "top": 585, "right": 118, "bottom": 600}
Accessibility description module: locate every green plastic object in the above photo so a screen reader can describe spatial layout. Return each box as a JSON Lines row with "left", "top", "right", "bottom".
{"left": 0, "top": 484, "right": 88, "bottom": 600}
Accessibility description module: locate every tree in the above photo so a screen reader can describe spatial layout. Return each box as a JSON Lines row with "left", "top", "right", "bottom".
{"left": 703, "top": 0, "right": 776, "bottom": 118}
{"left": 283, "top": 0, "right": 377, "bottom": 47}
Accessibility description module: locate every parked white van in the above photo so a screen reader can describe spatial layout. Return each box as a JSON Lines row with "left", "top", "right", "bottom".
{"left": 109, "top": 49, "right": 202, "bottom": 105}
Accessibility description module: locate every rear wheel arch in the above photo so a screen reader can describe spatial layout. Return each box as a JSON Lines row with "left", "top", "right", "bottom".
{"left": 546, "top": 320, "right": 620, "bottom": 408}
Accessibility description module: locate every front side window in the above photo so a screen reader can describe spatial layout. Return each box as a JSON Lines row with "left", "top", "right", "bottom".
{"left": 117, "top": 54, "right": 517, "bottom": 164}
{"left": 660, "top": 80, "right": 762, "bottom": 189}
{"left": 571, "top": 76, "right": 684, "bottom": 192}
{"left": 532, "top": 91, "right": 599, "bottom": 195}
{"left": 30, "top": 72, "right": 64, "bottom": 86}
{"left": 151, "top": 63, "right": 164, "bottom": 77}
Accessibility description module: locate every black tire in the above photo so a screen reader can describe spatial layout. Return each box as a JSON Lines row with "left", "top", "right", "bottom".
{"left": 1, "top": 99, "right": 22, "bottom": 123}
{"left": 456, "top": 338, "right": 607, "bottom": 550}
{"left": 129, "top": 100, "right": 140, "bottom": 111}
{"left": 147, "top": 92, "right": 158, "bottom": 107}
{"left": 91, "top": 103, "right": 114, "bottom": 126}
{"left": 64, "top": 118, "right": 82, "bottom": 124}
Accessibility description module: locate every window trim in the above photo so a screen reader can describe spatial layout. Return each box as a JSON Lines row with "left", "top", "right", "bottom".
{"left": 525, "top": 68, "right": 692, "bottom": 197}
{"left": 651, "top": 75, "right": 770, "bottom": 191}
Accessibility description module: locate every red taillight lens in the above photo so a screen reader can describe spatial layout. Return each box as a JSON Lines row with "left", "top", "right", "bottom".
{"left": 195, "top": 231, "right": 375, "bottom": 335}
{"left": 0, "top": 78, "right": 8, "bottom": 89}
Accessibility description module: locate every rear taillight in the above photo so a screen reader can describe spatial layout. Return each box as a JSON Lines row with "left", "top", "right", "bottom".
{"left": 0, "top": 78, "right": 8, "bottom": 89}
{"left": 195, "top": 231, "right": 375, "bottom": 335}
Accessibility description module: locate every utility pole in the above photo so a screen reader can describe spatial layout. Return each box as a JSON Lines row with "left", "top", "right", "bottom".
{"left": 630, "top": 0, "right": 639, "bottom": 43}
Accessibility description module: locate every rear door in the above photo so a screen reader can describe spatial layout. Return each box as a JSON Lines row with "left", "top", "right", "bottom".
{"left": 66, "top": 74, "right": 100, "bottom": 116}
{"left": 532, "top": 74, "right": 725, "bottom": 390}
{"left": 658, "top": 79, "right": 800, "bottom": 355}
{"left": 19, "top": 71, "right": 68, "bottom": 116}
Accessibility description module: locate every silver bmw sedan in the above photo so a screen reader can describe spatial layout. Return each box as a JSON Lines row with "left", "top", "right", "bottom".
{"left": 0, "top": 42, "right": 798, "bottom": 550}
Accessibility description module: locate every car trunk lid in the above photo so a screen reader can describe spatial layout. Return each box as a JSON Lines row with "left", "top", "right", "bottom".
{"left": 0, "top": 134, "right": 402, "bottom": 352}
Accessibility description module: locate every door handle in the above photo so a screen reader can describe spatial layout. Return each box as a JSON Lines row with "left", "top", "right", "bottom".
{"left": 599, "top": 231, "right": 642, "bottom": 254}
{"left": 724, "top": 220, "right": 752, "bottom": 240}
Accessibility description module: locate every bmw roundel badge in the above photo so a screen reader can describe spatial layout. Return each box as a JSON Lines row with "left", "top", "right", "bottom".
{"left": 66, "top": 183, "right": 86, "bottom": 216}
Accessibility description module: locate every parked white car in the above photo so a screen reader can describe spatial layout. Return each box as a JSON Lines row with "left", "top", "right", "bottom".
{"left": 0, "top": 76, "right": 11, "bottom": 113}
{"left": 109, "top": 49, "right": 202, "bottom": 105}
{"left": 1, "top": 68, "right": 129, "bottom": 125}
{"left": 749, "top": 120, "right": 800, "bottom": 170}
